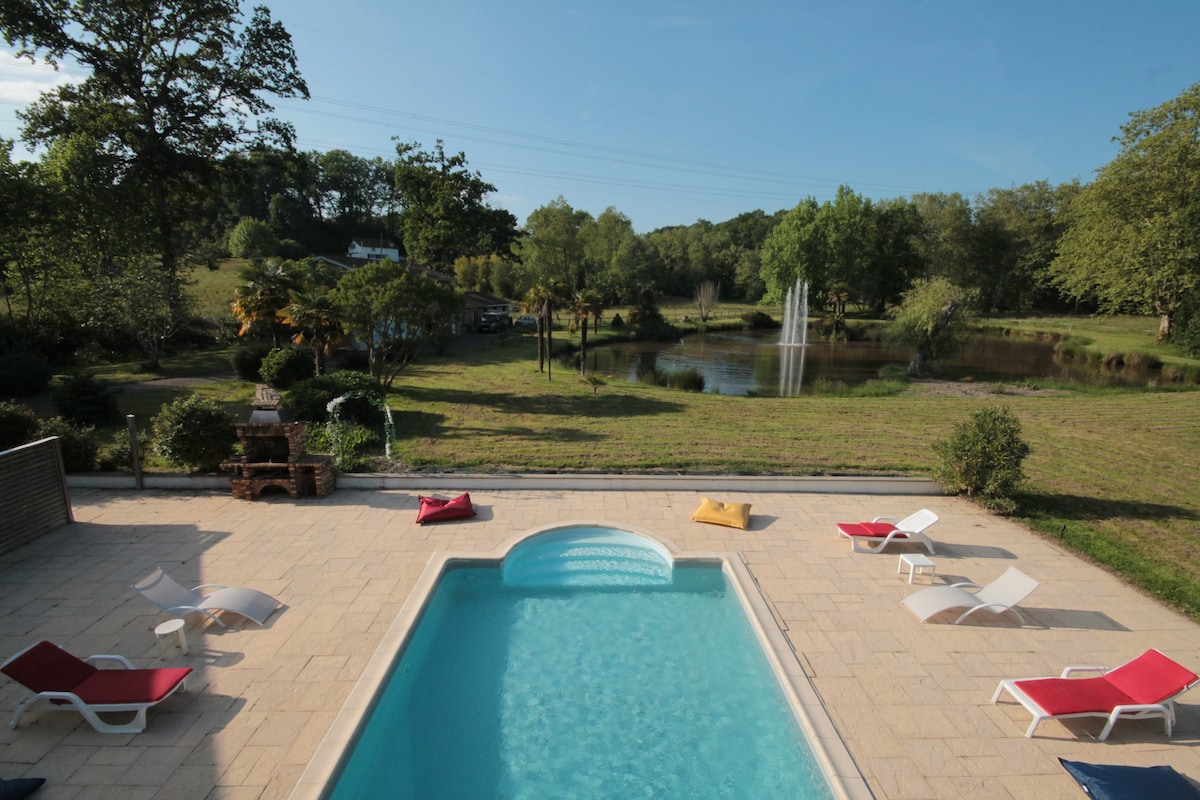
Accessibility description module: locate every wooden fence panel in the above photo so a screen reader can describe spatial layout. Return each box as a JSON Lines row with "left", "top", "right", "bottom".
{"left": 0, "top": 437, "right": 73, "bottom": 556}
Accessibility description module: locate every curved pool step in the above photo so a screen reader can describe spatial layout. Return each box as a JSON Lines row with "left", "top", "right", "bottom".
{"left": 503, "top": 528, "right": 673, "bottom": 587}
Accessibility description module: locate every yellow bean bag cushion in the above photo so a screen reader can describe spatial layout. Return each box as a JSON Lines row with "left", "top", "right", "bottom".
{"left": 690, "top": 497, "right": 752, "bottom": 529}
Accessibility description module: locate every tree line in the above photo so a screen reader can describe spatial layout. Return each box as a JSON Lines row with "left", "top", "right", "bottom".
{"left": 2, "top": 0, "right": 1199, "bottom": 378}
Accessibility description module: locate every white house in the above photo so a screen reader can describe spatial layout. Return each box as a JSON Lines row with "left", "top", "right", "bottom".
{"left": 347, "top": 236, "right": 401, "bottom": 262}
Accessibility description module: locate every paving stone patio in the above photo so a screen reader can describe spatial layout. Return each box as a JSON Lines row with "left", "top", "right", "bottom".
{"left": 2, "top": 485, "right": 1199, "bottom": 799}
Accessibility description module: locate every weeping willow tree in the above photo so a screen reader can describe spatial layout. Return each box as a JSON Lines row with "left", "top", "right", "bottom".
{"left": 884, "top": 277, "right": 976, "bottom": 375}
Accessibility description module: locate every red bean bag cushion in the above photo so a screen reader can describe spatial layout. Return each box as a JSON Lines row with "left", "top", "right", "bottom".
{"left": 416, "top": 492, "right": 477, "bottom": 524}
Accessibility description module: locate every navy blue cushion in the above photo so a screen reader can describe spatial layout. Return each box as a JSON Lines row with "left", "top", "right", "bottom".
{"left": 1059, "top": 759, "right": 1199, "bottom": 800}
{"left": 0, "top": 777, "right": 46, "bottom": 799}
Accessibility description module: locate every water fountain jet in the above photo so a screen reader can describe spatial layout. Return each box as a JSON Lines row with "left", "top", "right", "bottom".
{"left": 779, "top": 279, "right": 809, "bottom": 395}
{"left": 779, "top": 278, "right": 809, "bottom": 348}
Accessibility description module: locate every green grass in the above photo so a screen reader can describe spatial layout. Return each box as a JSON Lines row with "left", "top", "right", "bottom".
{"left": 60, "top": 290, "right": 1200, "bottom": 621}
{"left": 386, "top": 343, "right": 1200, "bottom": 619}
{"left": 188, "top": 259, "right": 245, "bottom": 322}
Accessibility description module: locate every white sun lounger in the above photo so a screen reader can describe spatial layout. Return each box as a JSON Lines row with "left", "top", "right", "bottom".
{"left": 902, "top": 566, "right": 1039, "bottom": 624}
{"left": 132, "top": 566, "right": 281, "bottom": 627}
{"left": 836, "top": 508, "right": 939, "bottom": 554}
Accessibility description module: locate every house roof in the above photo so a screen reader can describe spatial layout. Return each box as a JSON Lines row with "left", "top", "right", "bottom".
{"left": 463, "top": 291, "right": 512, "bottom": 311}
{"left": 350, "top": 236, "right": 399, "bottom": 250}
{"left": 313, "top": 254, "right": 454, "bottom": 284}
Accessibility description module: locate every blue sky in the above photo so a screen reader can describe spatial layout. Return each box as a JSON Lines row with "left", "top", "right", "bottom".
{"left": 2, "top": 1, "right": 1199, "bottom": 231}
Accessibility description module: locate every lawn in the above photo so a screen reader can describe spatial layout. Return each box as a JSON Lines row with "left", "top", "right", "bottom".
{"left": 69, "top": 288, "right": 1200, "bottom": 620}
{"left": 389, "top": 342, "right": 1200, "bottom": 619}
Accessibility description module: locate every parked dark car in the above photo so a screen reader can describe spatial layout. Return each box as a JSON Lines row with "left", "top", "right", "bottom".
{"left": 478, "top": 313, "right": 510, "bottom": 333}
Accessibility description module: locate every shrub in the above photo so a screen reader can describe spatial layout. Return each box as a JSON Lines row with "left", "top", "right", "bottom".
{"left": 741, "top": 310, "right": 779, "bottom": 330}
{"left": 0, "top": 401, "right": 40, "bottom": 450}
{"left": 283, "top": 370, "right": 379, "bottom": 423}
{"left": 313, "top": 420, "right": 378, "bottom": 472}
{"left": 877, "top": 363, "right": 911, "bottom": 383}
{"left": 51, "top": 373, "right": 119, "bottom": 427}
{"left": 152, "top": 395, "right": 238, "bottom": 472}
{"left": 97, "top": 428, "right": 151, "bottom": 472}
{"left": 278, "top": 238, "right": 307, "bottom": 260}
{"left": 636, "top": 364, "right": 668, "bottom": 387}
{"left": 232, "top": 342, "right": 273, "bottom": 381}
{"left": 37, "top": 417, "right": 98, "bottom": 472}
{"left": 227, "top": 216, "right": 278, "bottom": 259}
{"left": 668, "top": 367, "right": 706, "bottom": 392}
{"left": 0, "top": 352, "right": 52, "bottom": 396}
{"left": 932, "top": 405, "right": 1031, "bottom": 514}
{"left": 259, "top": 346, "right": 315, "bottom": 389}
{"left": 610, "top": 313, "right": 624, "bottom": 329}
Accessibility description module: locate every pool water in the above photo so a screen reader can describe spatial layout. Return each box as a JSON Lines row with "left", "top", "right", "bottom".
{"left": 327, "top": 559, "right": 832, "bottom": 799}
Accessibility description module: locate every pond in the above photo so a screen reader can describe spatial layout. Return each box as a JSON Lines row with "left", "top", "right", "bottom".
{"left": 579, "top": 331, "right": 1159, "bottom": 396}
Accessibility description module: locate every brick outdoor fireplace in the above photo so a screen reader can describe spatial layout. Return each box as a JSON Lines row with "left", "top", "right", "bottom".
{"left": 225, "top": 386, "right": 335, "bottom": 501}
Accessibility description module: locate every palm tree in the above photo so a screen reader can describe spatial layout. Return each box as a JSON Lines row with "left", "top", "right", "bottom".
{"left": 280, "top": 288, "right": 342, "bottom": 375}
{"left": 522, "top": 284, "right": 557, "bottom": 378}
{"left": 230, "top": 260, "right": 300, "bottom": 348}
{"left": 571, "top": 289, "right": 602, "bottom": 375}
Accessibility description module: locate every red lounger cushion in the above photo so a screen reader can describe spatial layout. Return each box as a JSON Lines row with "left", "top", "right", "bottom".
{"left": 836, "top": 522, "right": 903, "bottom": 539}
{"left": 73, "top": 668, "right": 193, "bottom": 704}
{"left": 1104, "top": 649, "right": 1198, "bottom": 704}
{"left": 1015, "top": 650, "right": 1198, "bottom": 715}
{"left": 416, "top": 492, "right": 477, "bottom": 524}
{"left": 1014, "top": 677, "right": 1134, "bottom": 715}
{"left": 1, "top": 641, "right": 97, "bottom": 692}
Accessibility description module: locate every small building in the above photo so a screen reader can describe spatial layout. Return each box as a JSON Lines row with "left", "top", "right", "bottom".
{"left": 463, "top": 292, "right": 512, "bottom": 332}
{"left": 347, "top": 236, "right": 401, "bottom": 262}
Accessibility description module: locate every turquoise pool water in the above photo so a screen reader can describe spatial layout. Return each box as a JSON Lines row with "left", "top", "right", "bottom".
{"left": 327, "top": 530, "right": 833, "bottom": 799}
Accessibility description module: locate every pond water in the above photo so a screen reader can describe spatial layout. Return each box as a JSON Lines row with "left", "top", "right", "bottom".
{"left": 580, "top": 331, "right": 1158, "bottom": 396}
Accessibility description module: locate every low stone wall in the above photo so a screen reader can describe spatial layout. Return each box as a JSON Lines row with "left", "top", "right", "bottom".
{"left": 0, "top": 437, "right": 73, "bottom": 556}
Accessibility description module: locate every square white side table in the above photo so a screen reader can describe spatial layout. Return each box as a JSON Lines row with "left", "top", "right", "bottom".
{"left": 898, "top": 553, "right": 936, "bottom": 584}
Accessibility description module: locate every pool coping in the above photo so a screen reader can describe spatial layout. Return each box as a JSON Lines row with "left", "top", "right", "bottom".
{"left": 289, "top": 520, "right": 873, "bottom": 800}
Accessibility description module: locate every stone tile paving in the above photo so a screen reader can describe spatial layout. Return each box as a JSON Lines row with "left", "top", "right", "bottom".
{"left": 2, "top": 487, "right": 1199, "bottom": 799}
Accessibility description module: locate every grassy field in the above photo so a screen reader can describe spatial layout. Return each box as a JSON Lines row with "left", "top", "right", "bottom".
{"left": 386, "top": 339, "right": 1200, "bottom": 620}
{"left": 103, "top": 331, "right": 1200, "bottom": 619}
{"left": 67, "top": 272, "right": 1200, "bottom": 619}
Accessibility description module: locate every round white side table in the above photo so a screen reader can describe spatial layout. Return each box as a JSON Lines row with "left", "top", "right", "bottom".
{"left": 154, "top": 618, "right": 189, "bottom": 655}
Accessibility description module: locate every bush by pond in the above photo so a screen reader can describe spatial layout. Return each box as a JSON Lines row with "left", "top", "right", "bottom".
{"left": 933, "top": 405, "right": 1030, "bottom": 514}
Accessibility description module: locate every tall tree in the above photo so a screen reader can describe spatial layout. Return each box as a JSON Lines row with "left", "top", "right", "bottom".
{"left": 910, "top": 192, "right": 976, "bottom": 288}
{"left": 760, "top": 197, "right": 824, "bottom": 305}
{"left": 884, "top": 277, "right": 976, "bottom": 374}
{"left": 1052, "top": 83, "right": 1200, "bottom": 340}
{"left": 522, "top": 284, "right": 557, "bottom": 377}
{"left": 2, "top": 0, "right": 308, "bottom": 284}
{"left": 393, "top": 140, "right": 517, "bottom": 267}
{"left": 570, "top": 288, "right": 602, "bottom": 375}
{"left": 974, "top": 180, "right": 1078, "bottom": 313}
{"left": 0, "top": 141, "right": 92, "bottom": 350}
{"left": 331, "top": 260, "right": 461, "bottom": 391}
{"left": 866, "top": 197, "right": 924, "bottom": 315}
{"left": 516, "top": 197, "right": 593, "bottom": 295}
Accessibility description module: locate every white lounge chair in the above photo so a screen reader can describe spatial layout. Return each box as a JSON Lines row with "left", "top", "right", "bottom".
{"left": 1, "top": 641, "right": 192, "bottom": 734}
{"left": 132, "top": 566, "right": 281, "bottom": 628}
{"left": 836, "top": 508, "right": 938, "bottom": 554}
{"left": 992, "top": 649, "right": 1199, "bottom": 739}
{"left": 902, "top": 566, "right": 1039, "bottom": 624}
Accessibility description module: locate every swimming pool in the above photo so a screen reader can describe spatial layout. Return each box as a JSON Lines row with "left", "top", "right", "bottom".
{"left": 292, "top": 524, "right": 866, "bottom": 799}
